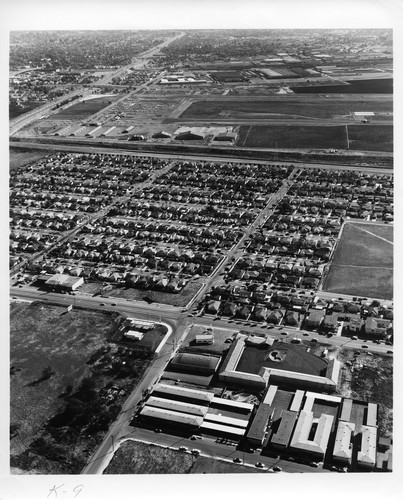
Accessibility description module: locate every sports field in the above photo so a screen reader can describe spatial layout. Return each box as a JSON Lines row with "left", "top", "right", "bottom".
{"left": 323, "top": 222, "right": 393, "bottom": 299}
{"left": 235, "top": 344, "right": 327, "bottom": 376}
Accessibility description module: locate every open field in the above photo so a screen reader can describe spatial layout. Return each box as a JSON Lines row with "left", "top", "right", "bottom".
{"left": 104, "top": 440, "right": 194, "bottom": 474}
{"left": 237, "top": 124, "right": 392, "bottom": 151}
{"left": 235, "top": 343, "right": 327, "bottom": 376}
{"left": 51, "top": 97, "right": 118, "bottom": 120}
{"left": 9, "top": 148, "right": 48, "bottom": 170}
{"left": 179, "top": 97, "right": 392, "bottom": 121}
{"left": 323, "top": 222, "right": 393, "bottom": 299}
{"left": 291, "top": 78, "right": 393, "bottom": 94}
{"left": 10, "top": 301, "right": 152, "bottom": 474}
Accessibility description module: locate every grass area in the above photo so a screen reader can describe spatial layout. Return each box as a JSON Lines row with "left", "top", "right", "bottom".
{"left": 104, "top": 441, "right": 194, "bottom": 474}
{"left": 51, "top": 97, "right": 116, "bottom": 120}
{"left": 105, "top": 282, "right": 204, "bottom": 308}
{"left": 180, "top": 97, "right": 392, "bottom": 120}
{"left": 237, "top": 125, "right": 347, "bottom": 149}
{"left": 235, "top": 344, "right": 327, "bottom": 376}
{"left": 10, "top": 301, "right": 152, "bottom": 474}
{"left": 323, "top": 222, "right": 393, "bottom": 299}
{"left": 9, "top": 148, "right": 48, "bottom": 170}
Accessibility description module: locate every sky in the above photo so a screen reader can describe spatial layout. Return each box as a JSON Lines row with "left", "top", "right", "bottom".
{"left": 1, "top": 0, "right": 402, "bottom": 30}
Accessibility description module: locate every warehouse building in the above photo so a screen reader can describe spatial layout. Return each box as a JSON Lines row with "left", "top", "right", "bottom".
{"left": 139, "top": 406, "right": 203, "bottom": 429}
{"left": 200, "top": 421, "right": 245, "bottom": 439}
{"left": 210, "top": 397, "right": 254, "bottom": 414}
{"left": 169, "top": 352, "right": 221, "bottom": 375}
{"left": 357, "top": 425, "right": 377, "bottom": 470}
{"left": 145, "top": 396, "right": 208, "bottom": 417}
{"left": 152, "top": 383, "right": 215, "bottom": 406}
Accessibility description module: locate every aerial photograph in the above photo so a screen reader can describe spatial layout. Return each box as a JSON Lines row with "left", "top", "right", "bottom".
{"left": 5, "top": 1, "right": 398, "bottom": 498}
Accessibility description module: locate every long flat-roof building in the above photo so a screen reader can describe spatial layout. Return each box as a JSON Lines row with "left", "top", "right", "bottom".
{"left": 211, "top": 397, "right": 254, "bottom": 413}
{"left": 246, "top": 403, "right": 273, "bottom": 448}
{"left": 204, "top": 413, "right": 248, "bottom": 429}
{"left": 357, "top": 425, "right": 377, "bottom": 470}
{"left": 200, "top": 421, "right": 245, "bottom": 438}
{"left": 152, "top": 383, "right": 215, "bottom": 406}
{"left": 270, "top": 410, "right": 298, "bottom": 449}
{"left": 145, "top": 396, "right": 208, "bottom": 417}
{"left": 139, "top": 406, "right": 204, "bottom": 428}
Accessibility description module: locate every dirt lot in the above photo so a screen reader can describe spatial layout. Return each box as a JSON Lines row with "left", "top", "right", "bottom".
{"left": 323, "top": 222, "right": 393, "bottom": 299}
{"left": 10, "top": 301, "right": 152, "bottom": 474}
{"left": 104, "top": 440, "right": 261, "bottom": 474}
{"left": 104, "top": 440, "right": 194, "bottom": 474}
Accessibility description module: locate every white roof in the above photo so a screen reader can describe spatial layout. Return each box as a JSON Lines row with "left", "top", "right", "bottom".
{"left": 204, "top": 412, "right": 249, "bottom": 428}
{"left": 212, "top": 397, "right": 254, "bottom": 411}
{"left": 333, "top": 421, "right": 355, "bottom": 460}
{"left": 290, "top": 390, "right": 305, "bottom": 412}
{"left": 290, "top": 411, "right": 334, "bottom": 456}
{"left": 200, "top": 420, "right": 245, "bottom": 436}
{"left": 263, "top": 385, "right": 279, "bottom": 405}
{"left": 357, "top": 425, "right": 377, "bottom": 467}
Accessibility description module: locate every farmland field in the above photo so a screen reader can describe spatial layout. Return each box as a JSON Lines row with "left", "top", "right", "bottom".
{"left": 322, "top": 222, "right": 393, "bottom": 299}
{"left": 237, "top": 125, "right": 347, "bottom": 149}
{"left": 237, "top": 124, "right": 392, "bottom": 151}
{"left": 51, "top": 97, "right": 118, "bottom": 120}
{"left": 291, "top": 78, "right": 393, "bottom": 94}
{"left": 179, "top": 97, "right": 393, "bottom": 120}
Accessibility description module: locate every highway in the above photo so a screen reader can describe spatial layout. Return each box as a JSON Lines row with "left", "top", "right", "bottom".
{"left": 10, "top": 140, "right": 393, "bottom": 174}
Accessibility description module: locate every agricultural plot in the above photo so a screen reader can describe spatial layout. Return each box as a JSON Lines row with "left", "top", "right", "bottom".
{"left": 348, "top": 124, "right": 393, "bottom": 152}
{"left": 51, "top": 97, "right": 117, "bottom": 121}
{"left": 237, "top": 125, "right": 347, "bottom": 149}
{"left": 323, "top": 222, "right": 393, "bottom": 299}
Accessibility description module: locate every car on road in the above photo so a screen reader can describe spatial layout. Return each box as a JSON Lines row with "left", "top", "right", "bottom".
{"left": 99, "top": 303, "right": 105, "bottom": 306}
{"left": 190, "top": 435, "right": 197, "bottom": 440}
{"left": 311, "top": 338, "right": 318, "bottom": 343}
{"left": 111, "top": 302, "right": 117, "bottom": 306}
{"left": 351, "top": 336, "right": 358, "bottom": 340}
{"left": 362, "top": 345, "right": 369, "bottom": 349}
{"left": 191, "top": 449, "right": 200, "bottom": 456}
{"left": 179, "top": 446, "right": 188, "bottom": 452}
{"left": 255, "top": 462, "right": 265, "bottom": 468}
{"left": 154, "top": 428, "right": 162, "bottom": 433}
{"left": 387, "top": 350, "right": 393, "bottom": 354}
{"left": 271, "top": 466, "right": 282, "bottom": 472}
{"left": 12, "top": 296, "right": 18, "bottom": 299}
{"left": 281, "top": 331, "right": 289, "bottom": 336}
{"left": 233, "top": 457, "right": 242, "bottom": 463}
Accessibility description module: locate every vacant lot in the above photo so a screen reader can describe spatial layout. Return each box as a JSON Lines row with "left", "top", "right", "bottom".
{"left": 235, "top": 343, "right": 327, "bottom": 376}
{"left": 51, "top": 97, "right": 117, "bottom": 120}
{"left": 323, "top": 222, "right": 393, "bottom": 299}
{"left": 180, "top": 97, "right": 392, "bottom": 120}
{"left": 10, "top": 302, "right": 151, "bottom": 474}
{"left": 104, "top": 440, "right": 194, "bottom": 474}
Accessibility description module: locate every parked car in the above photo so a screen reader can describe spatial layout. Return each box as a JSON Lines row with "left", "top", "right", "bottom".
{"left": 233, "top": 457, "right": 242, "bottom": 463}
{"left": 255, "top": 462, "right": 264, "bottom": 468}
{"left": 272, "top": 466, "right": 282, "bottom": 472}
